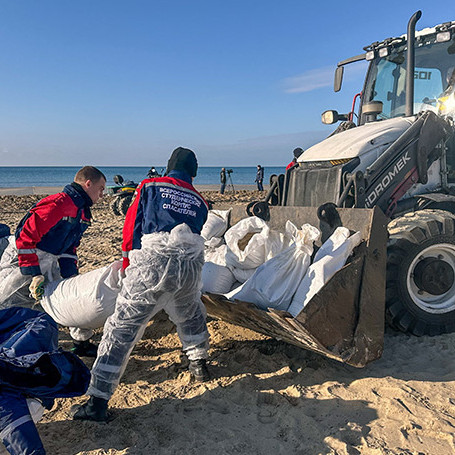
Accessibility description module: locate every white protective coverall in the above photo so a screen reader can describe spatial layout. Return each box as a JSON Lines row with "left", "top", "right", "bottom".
{"left": 87, "top": 225, "right": 209, "bottom": 400}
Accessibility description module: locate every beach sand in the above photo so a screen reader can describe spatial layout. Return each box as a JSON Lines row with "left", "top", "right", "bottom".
{"left": 1, "top": 193, "right": 455, "bottom": 455}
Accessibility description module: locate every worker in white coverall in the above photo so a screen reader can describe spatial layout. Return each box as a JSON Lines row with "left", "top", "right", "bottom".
{"left": 71, "top": 147, "right": 210, "bottom": 422}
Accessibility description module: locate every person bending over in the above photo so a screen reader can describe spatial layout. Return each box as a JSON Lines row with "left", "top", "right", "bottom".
{"left": 71, "top": 147, "right": 210, "bottom": 422}
{"left": 0, "top": 166, "right": 106, "bottom": 357}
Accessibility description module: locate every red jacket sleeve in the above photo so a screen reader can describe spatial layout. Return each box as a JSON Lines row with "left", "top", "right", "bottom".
{"left": 121, "top": 183, "right": 144, "bottom": 269}
{"left": 16, "top": 195, "right": 71, "bottom": 276}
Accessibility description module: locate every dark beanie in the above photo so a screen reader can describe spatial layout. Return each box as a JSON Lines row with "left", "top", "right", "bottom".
{"left": 293, "top": 147, "right": 303, "bottom": 159}
{"left": 165, "top": 147, "right": 198, "bottom": 178}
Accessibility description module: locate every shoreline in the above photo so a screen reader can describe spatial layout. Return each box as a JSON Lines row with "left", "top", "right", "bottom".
{"left": 0, "top": 184, "right": 263, "bottom": 196}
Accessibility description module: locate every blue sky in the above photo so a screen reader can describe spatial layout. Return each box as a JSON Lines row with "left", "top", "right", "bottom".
{"left": 0, "top": 1, "right": 453, "bottom": 166}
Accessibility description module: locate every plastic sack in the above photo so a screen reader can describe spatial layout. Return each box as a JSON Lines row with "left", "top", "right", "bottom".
{"left": 288, "top": 228, "right": 362, "bottom": 317}
{"left": 202, "top": 261, "right": 236, "bottom": 294}
{"left": 224, "top": 217, "right": 289, "bottom": 270}
{"left": 41, "top": 261, "right": 123, "bottom": 330}
{"left": 204, "top": 236, "right": 225, "bottom": 249}
{"left": 225, "top": 223, "right": 321, "bottom": 311}
{"left": 229, "top": 266, "right": 256, "bottom": 284}
{"left": 205, "top": 244, "right": 228, "bottom": 266}
{"left": 0, "top": 238, "right": 63, "bottom": 307}
{"left": 201, "top": 209, "right": 231, "bottom": 241}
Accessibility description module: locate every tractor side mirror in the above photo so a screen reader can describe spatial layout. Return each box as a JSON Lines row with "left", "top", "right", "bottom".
{"left": 334, "top": 66, "right": 344, "bottom": 92}
{"left": 321, "top": 110, "right": 349, "bottom": 125}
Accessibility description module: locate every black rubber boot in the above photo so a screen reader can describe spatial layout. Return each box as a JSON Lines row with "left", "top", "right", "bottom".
{"left": 71, "top": 396, "right": 108, "bottom": 422}
{"left": 188, "top": 359, "right": 211, "bottom": 382}
{"left": 71, "top": 340, "right": 98, "bottom": 358}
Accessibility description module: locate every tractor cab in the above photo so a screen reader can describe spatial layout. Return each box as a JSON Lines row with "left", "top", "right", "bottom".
{"left": 327, "top": 19, "right": 455, "bottom": 126}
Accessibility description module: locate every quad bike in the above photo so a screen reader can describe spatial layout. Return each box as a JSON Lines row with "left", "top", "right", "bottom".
{"left": 106, "top": 175, "right": 138, "bottom": 216}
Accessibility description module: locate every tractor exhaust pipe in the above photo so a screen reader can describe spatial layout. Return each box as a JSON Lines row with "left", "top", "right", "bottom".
{"left": 405, "top": 10, "right": 422, "bottom": 117}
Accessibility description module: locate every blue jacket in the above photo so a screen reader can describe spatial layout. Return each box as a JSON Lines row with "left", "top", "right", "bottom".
{"left": 15, "top": 183, "right": 92, "bottom": 278}
{"left": 0, "top": 307, "right": 90, "bottom": 455}
{"left": 121, "top": 170, "right": 208, "bottom": 267}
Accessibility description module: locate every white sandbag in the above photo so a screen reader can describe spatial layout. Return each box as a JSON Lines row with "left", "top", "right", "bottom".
{"left": 204, "top": 236, "right": 225, "bottom": 249}
{"left": 229, "top": 281, "right": 243, "bottom": 292}
{"left": 288, "top": 229, "right": 362, "bottom": 317}
{"left": 201, "top": 209, "right": 231, "bottom": 240}
{"left": 201, "top": 261, "right": 236, "bottom": 294}
{"left": 225, "top": 223, "right": 321, "bottom": 311}
{"left": 205, "top": 244, "right": 228, "bottom": 266}
{"left": 229, "top": 266, "right": 256, "bottom": 284}
{"left": 224, "top": 217, "right": 289, "bottom": 270}
{"left": 0, "top": 238, "right": 64, "bottom": 307}
{"left": 41, "top": 261, "right": 122, "bottom": 329}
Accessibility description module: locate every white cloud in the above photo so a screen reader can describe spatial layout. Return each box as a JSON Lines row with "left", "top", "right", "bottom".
{"left": 283, "top": 66, "right": 335, "bottom": 93}
{"left": 283, "top": 62, "right": 369, "bottom": 94}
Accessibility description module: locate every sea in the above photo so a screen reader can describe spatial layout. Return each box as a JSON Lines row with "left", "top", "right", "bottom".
{"left": 0, "top": 166, "right": 285, "bottom": 188}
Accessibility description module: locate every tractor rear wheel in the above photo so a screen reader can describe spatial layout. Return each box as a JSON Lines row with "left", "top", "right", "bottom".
{"left": 386, "top": 209, "right": 455, "bottom": 336}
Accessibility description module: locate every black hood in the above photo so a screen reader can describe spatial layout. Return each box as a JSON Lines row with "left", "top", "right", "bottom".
{"left": 165, "top": 147, "right": 198, "bottom": 178}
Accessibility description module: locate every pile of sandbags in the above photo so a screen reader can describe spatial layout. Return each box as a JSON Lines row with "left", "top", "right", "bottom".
{"left": 225, "top": 222, "right": 320, "bottom": 311}
{"left": 201, "top": 213, "right": 291, "bottom": 294}
{"left": 200, "top": 210, "right": 362, "bottom": 318}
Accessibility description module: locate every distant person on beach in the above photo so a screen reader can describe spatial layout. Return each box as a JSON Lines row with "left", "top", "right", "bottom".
{"left": 0, "top": 166, "right": 106, "bottom": 357}
{"left": 255, "top": 165, "right": 264, "bottom": 191}
{"left": 71, "top": 147, "right": 211, "bottom": 422}
{"left": 147, "top": 166, "right": 160, "bottom": 178}
{"left": 286, "top": 147, "right": 303, "bottom": 171}
{"left": 220, "top": 167, "right": 226, "bottom": 194}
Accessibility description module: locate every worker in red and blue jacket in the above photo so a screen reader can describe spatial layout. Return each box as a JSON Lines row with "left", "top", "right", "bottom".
{"left": 1, "top": 166, "right": 106, "bottom": 357}
{"left": 15, "top": 166, "right": 105, "bottom": 281}
{"left": 121, "top": 156, "right": 209, "bottom": 269}
{"left": 72, "top": 147, "right": 211, "bottom": 422}
{"left": 286, "top": 147, "right": 303, "bottom": 171}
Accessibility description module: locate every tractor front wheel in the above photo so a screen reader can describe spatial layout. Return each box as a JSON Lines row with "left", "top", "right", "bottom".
{"left": 386, "top": 209, "right": 455, "bottom": 336}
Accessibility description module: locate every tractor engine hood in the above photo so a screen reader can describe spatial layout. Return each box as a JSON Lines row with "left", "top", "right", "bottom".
{"left": 300, "top": 117, "right": 416, "bottom": 170}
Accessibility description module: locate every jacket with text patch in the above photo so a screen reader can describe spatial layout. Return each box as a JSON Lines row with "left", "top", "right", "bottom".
{"left": 121, "top": 170, "right": 208, "bottom": 268}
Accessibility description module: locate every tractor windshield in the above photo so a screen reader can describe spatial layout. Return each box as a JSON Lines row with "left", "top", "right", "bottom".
{"left": 363, "top": 36, "right": 455, "bottom": 120}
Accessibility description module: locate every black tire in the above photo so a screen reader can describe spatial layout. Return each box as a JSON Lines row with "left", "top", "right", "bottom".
{"left": 386, "top": 209, "right": 455, "bottom": 336}
{"left": 110, "top": 197, "right": 121, "bottom": 216}
{"left": 119, "top": 194, "right": 133, "bottom": 215}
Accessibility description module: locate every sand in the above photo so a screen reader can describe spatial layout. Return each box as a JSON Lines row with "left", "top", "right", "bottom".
{"left": 1, "top": 192, "right": 455, "bottom": 455}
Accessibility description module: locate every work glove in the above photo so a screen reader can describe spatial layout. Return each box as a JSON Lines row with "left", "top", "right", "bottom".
{"left": 29, "top": 275, "right": 45, "bottom": 301}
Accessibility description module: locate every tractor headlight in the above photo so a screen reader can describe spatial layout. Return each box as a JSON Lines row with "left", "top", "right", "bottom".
{"left": 437, "top": 94, "right": 455, "bottom": 116}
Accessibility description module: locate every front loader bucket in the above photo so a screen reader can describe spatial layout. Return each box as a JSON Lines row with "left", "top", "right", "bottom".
{"left": 201, "top": 205, "right": 388, "bottom": 367}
